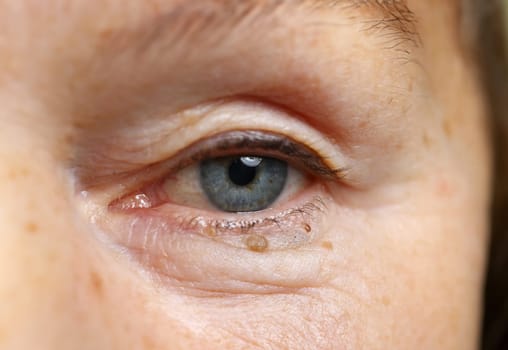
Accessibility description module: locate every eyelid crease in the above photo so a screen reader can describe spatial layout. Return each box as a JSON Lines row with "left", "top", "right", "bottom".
{"left": 169, "top": 130, "right": 349, "bottom": 181}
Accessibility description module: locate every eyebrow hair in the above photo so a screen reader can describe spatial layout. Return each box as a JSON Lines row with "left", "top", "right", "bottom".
{"left": 103, "top": 0, "right": 420, "bottom": 57}
{"left": 343, "top": 0, "right": 421, "bottom": 48}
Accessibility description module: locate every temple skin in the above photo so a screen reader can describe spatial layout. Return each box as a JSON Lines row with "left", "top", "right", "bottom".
{"left": 0, "top": 1, "right": 490, "bottom": 349}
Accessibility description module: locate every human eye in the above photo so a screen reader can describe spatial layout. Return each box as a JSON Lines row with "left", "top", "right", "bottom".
{"left": 109, "top": 129, "right": 343, "bottom": 250}
{"left": 75, "top": 101, "right": 350, "bottom": 294}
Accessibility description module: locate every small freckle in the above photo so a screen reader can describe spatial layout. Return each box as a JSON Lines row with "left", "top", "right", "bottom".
{"left": 99, "top": 29, "right": 113, "bottom": 40}
{"left": 436, "top": 178, "right": 455, "bottom": 197}
{"left": 245, "top": 234, "right": 268, "bottom": 252}
{"left": 443, "top": 119, "right": 453, "bottom": 138}
{"left": 321, "top": 241, "right": 333, "bottom": 251}
{"left": 72, "top": 120, "right": 90, "bottom": 131}
{"left": 25, "top": 221, "right": 38, "bottom": 234}
{"left": 358, "top": 121, "right": 368, "bottom": 129}
{"left": 46, "top": 252, "right": 58, "bottom": 263}
{"left": 89, "top": 271, "right": 104, "bottom": 297}
{"left": 142, "top": 335, "right": 156, "bottom": 348}
{"left": 7, "top": 167, "right": 29, "bottom": 180}
{"left": 304, "top": 224, "right": 312, "bottom": 233}
{"left": 422, "top": 133, "right": 431, "bottom": 148}
{"left": 382, "top": 296, "right": 391, "bottom": 306}
{"left": 408, "top": 80, "right": 414, "bottom": 92}
{"left": 62, "top": 132, "right": 76, "bottom": 146}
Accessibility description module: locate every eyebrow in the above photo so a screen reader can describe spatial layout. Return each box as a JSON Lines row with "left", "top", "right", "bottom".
{"left": 102, "top": 0, "right": 420, "bottom": 56}
{"left": 343, "top": 0, "right": 421, "bottom": 48}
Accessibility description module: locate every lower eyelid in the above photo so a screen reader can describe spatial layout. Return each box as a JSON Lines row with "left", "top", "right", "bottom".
{"left": 85, "top": 188, "right": 333, "bottom": 292}
{"left": 115, "top": 190, "right": 326, "bottom": 250}
{"left": 96, "top": 204, "right": 332, "bottom": 293}
{"left": 131, "top": 232, "right": 330, "bottom": 294}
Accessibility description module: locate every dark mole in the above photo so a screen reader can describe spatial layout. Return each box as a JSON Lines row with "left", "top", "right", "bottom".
{"left": 25, "top": 221, "right": 39, "bottom": 234}
{"left": 89, "top": 271, "right": 104, "bottom": 297}
{"left": 321, "top": 241, "right": 333, "bottom": 251}
{"left": 245, "top": 234, "right": 268, "bottom": 252}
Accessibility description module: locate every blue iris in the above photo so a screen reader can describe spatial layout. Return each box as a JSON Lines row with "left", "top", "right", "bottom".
{"left": 200, "top": 156, "right": 288, "bottom": 212}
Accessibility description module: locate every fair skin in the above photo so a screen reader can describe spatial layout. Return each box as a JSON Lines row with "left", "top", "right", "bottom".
{"left": 0, "top": 1, "right": 491, "bottom": 349}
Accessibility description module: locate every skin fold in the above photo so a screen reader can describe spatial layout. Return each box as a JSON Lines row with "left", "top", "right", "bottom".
{"left": 0, "top": 1, "right": 491, "bottom": 349}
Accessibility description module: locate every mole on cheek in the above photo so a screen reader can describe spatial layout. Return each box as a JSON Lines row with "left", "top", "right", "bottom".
{"left": 245, "top": 234, "right": 268, "bottom": 252}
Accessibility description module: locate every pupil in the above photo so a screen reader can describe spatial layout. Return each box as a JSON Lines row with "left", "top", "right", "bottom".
{"left": 228, "top": 158, "right": 258, "bottom": 186}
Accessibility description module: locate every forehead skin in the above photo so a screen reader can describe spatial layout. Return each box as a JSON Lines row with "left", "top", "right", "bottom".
{"left": 0, "top": 0, "right": 467, "bottom": 130}
{"left": 0, "top": 0, "right": 457, "bottom": 91}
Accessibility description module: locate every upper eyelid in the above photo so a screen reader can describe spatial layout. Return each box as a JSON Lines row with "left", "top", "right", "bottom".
{"left": 167, "top": 130, "right": 348, "bottom": 180}
{"left": 105, "top": 130, "right": 349, "bottom": 205}
{"left": 73, "top": 100, "right": 352, "bottom": 189}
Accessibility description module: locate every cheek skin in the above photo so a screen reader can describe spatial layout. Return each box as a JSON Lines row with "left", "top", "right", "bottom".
{"left": 0, "top": 154, "right": 76, "bottom": 349}
{"left": 0, "top": 147, "right": 199, "bottom": 349}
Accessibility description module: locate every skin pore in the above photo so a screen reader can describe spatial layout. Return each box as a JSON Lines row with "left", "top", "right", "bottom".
{"left": 0, "top": 1, "right": 490, "bottom": 349}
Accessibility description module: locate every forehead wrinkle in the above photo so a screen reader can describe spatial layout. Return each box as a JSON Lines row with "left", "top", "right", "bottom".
{"left": 92, "top": 0, "right": 421, "bottom": 62}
